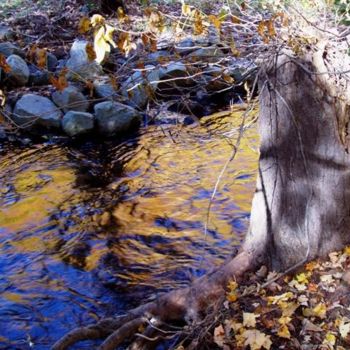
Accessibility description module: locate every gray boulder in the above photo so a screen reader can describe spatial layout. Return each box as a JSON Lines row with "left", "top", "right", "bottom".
{"left": 0, "top": 42, "right": 25, "bottom": 58}
{"left": 121, "top": 66, "right": 159, "bottom": 108}
{"left": 52, "top": 86, "right": 89, "bottom": 113}
{"left": 66, "top": 40, "right": 102, "bottom": 81}
{"left": 94, "top": 101, "right": 141, "bottom": 135}
{"left": 6, "top": 55, "right": 29, "bottom": 86}
{"left": 13, "top": 94, "right": 62, "bottom": 129}
{"left": 62, "top": 111, "right": 94, "bottom": 137}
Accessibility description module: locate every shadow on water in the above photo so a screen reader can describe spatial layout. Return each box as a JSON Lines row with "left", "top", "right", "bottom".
{"left": 0, "top": 106, "right": 259, "bottom": 349}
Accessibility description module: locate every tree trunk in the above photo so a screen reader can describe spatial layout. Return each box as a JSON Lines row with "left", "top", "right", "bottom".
{"left": 244, "top": 49, "right": 350, "bottom": 271}
{"left": 53, "top": 47, "right": 350, "bottom": 349}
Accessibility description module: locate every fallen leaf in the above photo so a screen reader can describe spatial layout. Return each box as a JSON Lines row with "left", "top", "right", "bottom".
{"left": 78, "top": 16, "right": 91, "bottom": 34}
{"left": 302, "top": 319, "right": 323, "bottom": 332}
{"left": 267, "top": 292, "right": 294, "bottom": 306}
{"left": 323, "top": 332, "right": 336, "bottom": 347}
{"left": 243, "top": 329, "right": 272, "bottom": 350}
{"left": 0, "top": 54, "right": 11, "bottom": 73}
{"left": 296, "top": 272, "right": 309, "bottom": 284}
{"left": 214, "top": 324, "right": 225, "bottom": 347}
{"left": 277, "top": 324, "right": 291, "bottom": 339}
{"left": 338, "top": 318, "right": 350, "bottom": 338}
{"left": 243, "top": 312, "right": 258, "bottom": 328}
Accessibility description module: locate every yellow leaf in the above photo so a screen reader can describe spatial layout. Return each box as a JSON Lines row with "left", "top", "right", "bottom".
{"left": 278, "top": 316, "right": 291, "bottom": 325}
{"left": 296, "top": 272, "right": 309, "bottom": 284}
{"left": 78, "top": 16, "right": 91, "bottom": 34}
{"left": 94, "top": 26, "right": 110, "bottom": 63}
{"left": 267, "top": 292, "right": 293, "bottom": 306}
{"left": 323, "top": 332, "right": 336, "bottom": 346}
{"left": 91, "top": 14, "right": 105, "bottom": 28}
{"left": 243, "top": 329, "right": 272, "bottom": 350}
{"left": 311, "top": 303, "right": 327, "bottom": 319}
{"left": 105, "top": 24, "right": 116, "bottom": 48}
{"left": 228, "top": 280, "right": 238, "bottom": 291}
{"left": 344, "top": 246, "right": 350, "bottom": 256}
{"left": 277, "top": 324, "right": 291, "bottom": 339}
{"left": 208, "top": 15, "right": 221, "bottom": 30}
{"left": 281, "top": 302, "right": 299, "bottom": 317}
{"left": 193, "top": 10, "right": 204, "bottom": 35}
{"left": 243, "top": 312, "right": 258, "bottom": 328}
{"left": 181, "top": 1, "right": 192, "bottom": 16}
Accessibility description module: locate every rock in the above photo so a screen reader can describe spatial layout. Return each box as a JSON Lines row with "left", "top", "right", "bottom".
{"left": 159, "top": 61, "right": 188, "bottom": 80}
{"left": 94, "top": 77, "right": 118, "bottom": 99}
{"left": 94, "top": 101, "right": 142, "bottom": 135}
{"left": 188, "top": 47, "right": 223, "bottom": 62}
{"left": 0, "top": 42, "right": 25, "bottom": 58}
{"left": 174, "top": 37, "right": 196, "bottom": 55}
{"left": 62, "top": 111, "right": 94, "bottom": 137}
{"left": 121, "top": 66, "right": 159, "bottom": 108}
{"left": 6, "top": 55, "right": 29, "bottom": 86}
{"left": 52, "top": 86, "right": 89, "bottom": 113}
{"left": 157, "top": 61, "right": 193, "bottom": 94}
{"left": 28, "top": 70, "right": 50, "bottom": 86}
{"left": 66, "top": 40, "right": 102, "bottom": 81}
{"left": 13, "top": 94, "right": 62, "bottom": 129}
{"left": 147, "top": 50, "right": 172, "bottom": 64}
{"left": 47, "top": 53, "right": 58, "bottom": 72}
{"left": 0, "top": 26, "right": 15, "bottom": 41}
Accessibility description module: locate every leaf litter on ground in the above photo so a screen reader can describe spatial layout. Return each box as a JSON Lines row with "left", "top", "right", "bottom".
{"left": 213, "top": 246, "right": 350, "bottom": 349}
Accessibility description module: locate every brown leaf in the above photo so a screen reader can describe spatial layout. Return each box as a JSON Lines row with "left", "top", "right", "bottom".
{"left": 36, "top": 48, "right": 47, "bottom": 69}
{"left": 78, "top": 16, "right": 91, "bottom": 34}
{"left": 27, "top": 44, "right": 38, "bottom": 64}
{"left": 85, "top": 80, "right": 94, "bottom": 98}
{"left": 117, "top": 6, "right": 129, "bottom": 23}
{"left": 50, "top": 68, "right": 68, "bottom": 92}
{"left": 86, "top": 42, "right": 97, "bottom": 62}
{"left": 0, "top": 54, "right": 11, "bottom": 73}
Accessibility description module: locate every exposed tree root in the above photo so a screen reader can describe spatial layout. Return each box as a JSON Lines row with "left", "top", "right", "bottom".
{"left": 52, "top": 250, "right": 259, "bottom": 349}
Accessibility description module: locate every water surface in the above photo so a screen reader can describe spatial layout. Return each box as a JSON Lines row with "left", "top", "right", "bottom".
{"left": 0, "top": 106, "right": 259, "bottom": 349}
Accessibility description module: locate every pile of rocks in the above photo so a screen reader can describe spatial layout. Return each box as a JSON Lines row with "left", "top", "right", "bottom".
{"left": 0, "top": 28, "right": 255, "bottom": 139}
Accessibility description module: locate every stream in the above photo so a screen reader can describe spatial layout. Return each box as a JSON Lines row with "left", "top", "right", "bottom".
{"left": 0, "top": 106, "right": 259, "bottom": 349}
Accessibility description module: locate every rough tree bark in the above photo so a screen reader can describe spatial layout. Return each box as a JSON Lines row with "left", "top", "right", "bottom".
{"left": 52, "top": 46, "right": 350, "bottom": 349}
